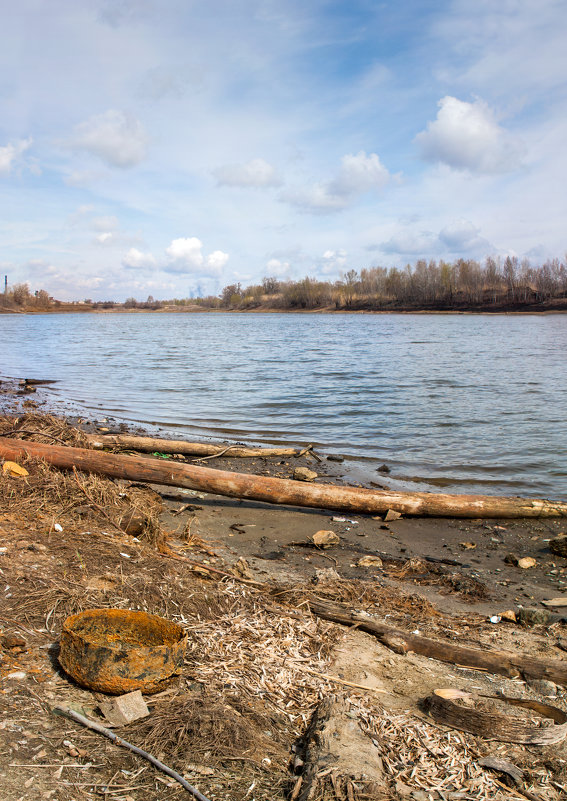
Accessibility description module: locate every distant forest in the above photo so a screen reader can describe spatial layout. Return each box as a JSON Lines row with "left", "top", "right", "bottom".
{"left": 3, "top": 255, "right": 567, "bottom": 313}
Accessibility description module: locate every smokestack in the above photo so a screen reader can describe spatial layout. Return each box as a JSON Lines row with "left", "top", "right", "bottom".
{"left": 4, "top": 275, "right": 6, "bottom": 294}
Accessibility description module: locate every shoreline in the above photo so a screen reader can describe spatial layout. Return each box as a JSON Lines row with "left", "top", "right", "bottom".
{"left": 5, "top": 375, "right": 558, "bottom": 501}
{"left": 2, "top": 386, "right": 567, "bottom": 800}
{"left": 2, "top": 304, "right": 567, "bottom": 315}
{"left": 2, "top": 377, "right": 566, "bottom": 616}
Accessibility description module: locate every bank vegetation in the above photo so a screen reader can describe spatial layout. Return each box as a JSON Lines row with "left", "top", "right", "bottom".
{"left": 3, "top": 255, "right": 567, "bottom": 313}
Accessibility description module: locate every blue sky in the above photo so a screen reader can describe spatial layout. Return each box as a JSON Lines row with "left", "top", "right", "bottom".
{"left": 1, "top": 0, "right": 566, "bottom": 300}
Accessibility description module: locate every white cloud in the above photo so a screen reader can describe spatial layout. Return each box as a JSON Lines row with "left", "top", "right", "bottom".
{"left": 96, "top": 232, "right": 114, "bottom": 244}
{"left": 329, "top": 152, "right": 390, "bottom": 196}
{"left": 92, "top": 215, "right": 119, "bottom": 232}
{"left": 97, "top": 0, "right": 152, "bottom": 27}
{"left": 70, "top": 110, "right": 149, "bottom": 168}
{"left": 434, "top": 1, "right": 567, "bottom": 100}
{"left": 165, "top": 237, "right": 204, "bottom": 271}
{"left": 213, "top": 158, "right": 281, "bottom": 188}
{"left": 380, "top": 228, "right": 440, "bottom": 256}
{"left": 378, "top": 217, "right": 493, "bottom": 257}
{"left": 0, "top": 137, "right": 33, "bottom": 175}
{"left": 206, "top": 250, "right": 229, "bottom": 273}
{"left": 415, "top": 96, "right": 524, "bottom": 174}
{"left": 282, "top": 151, "right": 390, "bottom": 213}
{"left": 165, "top": 237, "right": 229, "bottom": 276}
{"left": 320, "top": 248, "right": 348, "bottom": 274}
{"left": 282, "top": 183, "right": 348, "bottom": 212}
{"left": 64, "top": 169, "right": 105, "bottom": 187}
{"left": 266, "top": 258, "right": 291, "bottom": 276}
{"left": 122, "top": 247, "right": 157, "bottom": 269}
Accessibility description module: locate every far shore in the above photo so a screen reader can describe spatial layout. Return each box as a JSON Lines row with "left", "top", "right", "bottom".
{"left": 2, "top": 303, "right": 567, "bottom": 316}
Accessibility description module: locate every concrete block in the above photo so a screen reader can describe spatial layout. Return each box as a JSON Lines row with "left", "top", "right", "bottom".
{"left": 99, "top": 690, "right": 149, "bottom": 726}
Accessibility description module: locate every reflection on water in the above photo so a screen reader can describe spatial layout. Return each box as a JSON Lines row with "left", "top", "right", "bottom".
{"left": 2, "top": 311, "right": 566, "bottom": 498}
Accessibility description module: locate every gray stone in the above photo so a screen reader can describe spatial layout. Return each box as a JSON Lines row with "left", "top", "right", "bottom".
{"left": 549, "top": 536, "right": 567, "bottom": 558}
{"left": 517, "top": 607, "right": 552, "bottom": 627}
{"left": 526, "top": 678, "right": 558, "bottom": 697}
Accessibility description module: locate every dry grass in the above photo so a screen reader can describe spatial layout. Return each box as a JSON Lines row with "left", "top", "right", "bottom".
{"left": 272, "top": 577, "right": 442, "bottom": 626}
{"left": 0, "top": 412, "right": 90, "bottom": 447}
{"left": 1, "top": 413, "right": 165, "bottom": 546}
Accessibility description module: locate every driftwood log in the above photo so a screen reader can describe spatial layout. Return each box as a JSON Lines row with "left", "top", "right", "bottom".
{"left": 426, "top": 689, "right": 567, "bottom": 745}
{"left": 295, "top": 697, "right": 386, "bottom": 801}
{"left": 307, "top": 599, "right": 567, "bottom": 686}
{"left": 87, "top": 433, "right": 308, "bottom": 458}
{"left": 0, "top": 437, "right": 566, "bottom": 519}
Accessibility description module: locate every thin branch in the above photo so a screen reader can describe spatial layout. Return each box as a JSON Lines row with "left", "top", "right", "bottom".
{"left": 53, "top": 706, "right": 212, "bottom": 801}
{"left": 190, "top": 445, "right": 241, "bottom": 462}
{"left": 72, "top": 467, "right": 127, "bottom": 535}
{"left": 0, "top": 428, "right": 71, "bottom": 446}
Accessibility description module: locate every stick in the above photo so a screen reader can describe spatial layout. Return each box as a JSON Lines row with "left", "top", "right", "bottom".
{"left": 52, "top": 706, "right": 212, "bottom": 801}
{"left": 305, "top": 598, "right": 567, "bottom": 686}
{"left": 191, "top": 445, "right": 243, "bottom": 462}
{"left": 87, "top": 433, "right": 303, "bottom": 458}
{"left": 2, "top": 437, "right": 565, "bottom": 518}
{"left": 302, "top": 666, "right": 387, "bottom": 694}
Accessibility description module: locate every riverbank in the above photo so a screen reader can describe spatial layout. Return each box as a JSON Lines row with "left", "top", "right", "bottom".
{"left": 2, "top": 378, "right": 566, "bottom": 614}
{"left": 3, "top": 300, "right": 567, "bottom": 315}
{"left": 1, "top": 386, "right": 567, "bottom": 800}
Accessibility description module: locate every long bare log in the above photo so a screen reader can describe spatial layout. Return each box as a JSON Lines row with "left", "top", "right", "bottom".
{"left": 0, "top": 437, "right": 566, "bottom": 518}
{"left": 87, "top": 433, "right": 305, "bottom": 458}
{"left": 307, "top": 599, "right": 567, "bottom": 686}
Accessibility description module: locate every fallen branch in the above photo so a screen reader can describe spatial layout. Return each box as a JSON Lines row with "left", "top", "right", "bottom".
{"left": 296, "top": 697, "right": 385, "bottom": 801}
{"left": 53, "top": 706, "right": 211, "bottom": 801}
{"left": 1, "top": 437, "right": 566, "bottom": 518}
{"left": 305, "top": 598, "right": 567, "bottom": 686}
{"left": 87, "top": 433, "right": 306, "bottom": 458}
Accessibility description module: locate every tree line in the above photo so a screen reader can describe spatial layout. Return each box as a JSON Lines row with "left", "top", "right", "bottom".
{"left": 3, "top": 256, "right": 567, "bottom": 312}
{"left": 0, "top": 282, "right": 53, "bottom": 309}
{"left": 203, "top": 256, "right": 567, "bottom": 311}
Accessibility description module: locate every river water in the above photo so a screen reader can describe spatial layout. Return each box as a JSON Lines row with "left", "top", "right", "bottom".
{"left": 2, "top": 311, "right": 566, "bottom": 499}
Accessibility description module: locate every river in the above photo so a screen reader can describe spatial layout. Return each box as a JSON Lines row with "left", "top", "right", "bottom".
{"left": 2, "top": 311, "right": 566, "bottom": 499}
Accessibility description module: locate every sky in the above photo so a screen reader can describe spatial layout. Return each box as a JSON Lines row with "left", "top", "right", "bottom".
{"left": 1, "top": 0, "right": 566, "bottom": 301}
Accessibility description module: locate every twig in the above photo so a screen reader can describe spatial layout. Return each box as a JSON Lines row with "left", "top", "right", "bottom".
{"left": 302, "top": 666, "right": 387, "bottom": 694}
{"left": 72, "top": 467, "right": 127, "bottom": 535}
{"left": 191, "top": 445, "right": 241, "bottom": 462}
{"left": 494, "top": 777, "right": 542, "bottom": 801}
{"left": 290, "top": 776, "right": 303, "bottom": 801}
{"left": 0, "top": 428, "right": 71, "bottom": 446}
{"left": 53, "top": 706, "right": 212, "bottom": 801}
{"left": 9, "top": 762, "right": 105, "bottom": 768}
{"left": 315, "top": 551, "right": 338, "bottom": 567}
{"left": 155, "top": 548, "right": 265, "bottom": 587}
{"left": 0, "top": 615, "right": 37, "bottom": 637}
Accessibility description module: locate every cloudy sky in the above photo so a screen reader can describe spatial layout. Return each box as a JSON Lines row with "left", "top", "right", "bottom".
{"left": 1, "top": 0, "right": 566, "bottom": 301}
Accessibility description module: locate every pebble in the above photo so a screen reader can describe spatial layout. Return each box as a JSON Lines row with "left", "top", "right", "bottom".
{"left": 293, "top": 467, "right": 318, "bottom": 482}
